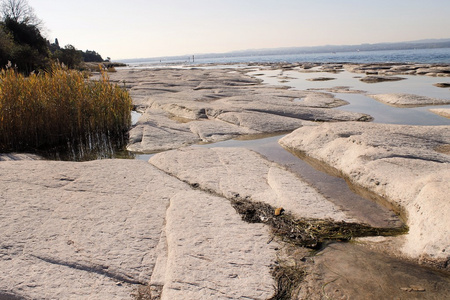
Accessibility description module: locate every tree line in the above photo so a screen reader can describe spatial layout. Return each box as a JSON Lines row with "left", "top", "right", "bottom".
{"left": 0, "top": 0, "right": 106, "bottom": 74}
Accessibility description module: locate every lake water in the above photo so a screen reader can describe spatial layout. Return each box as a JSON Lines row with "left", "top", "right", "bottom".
{"left": 250, "top": 69, "right": 450, "bottom": 126}
{"left": 120, "top": 47, "right": 450, "bottom": 67}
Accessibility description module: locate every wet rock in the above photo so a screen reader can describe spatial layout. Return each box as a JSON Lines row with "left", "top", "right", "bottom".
{"left": 344, "top": 63, "right": 450, "bottom": 77}
{"left": 297, "top": 243, "right": 450, "bottom": 299}
{"left": 279, "top": 122, "right": 450, "bottom": 266}
{"left": 360, "top": 76, "right": 406, "bottom": 83}
{"left": 433, "top": 82, "right": 450, "bottom": 88}
{"left": 306, "top": 77, "right": 336, "bottom": 81}
{"left": 307, "top": 86, "right": 367, "bottom": 94}
{"left": 429, "top": 108, "right": 450, "bottom": 119}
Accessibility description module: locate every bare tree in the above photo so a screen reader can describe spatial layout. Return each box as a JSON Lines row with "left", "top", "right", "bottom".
{"left": 1, "top": 0, "right": 41, "bottom": 26}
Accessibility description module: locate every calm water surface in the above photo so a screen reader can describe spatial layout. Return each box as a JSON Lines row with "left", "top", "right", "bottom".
{"left": 121, "top": 48, "right": 450, "bottom": 66}
{"left": 251, "top": 68, "right": 450, "bottom": 125}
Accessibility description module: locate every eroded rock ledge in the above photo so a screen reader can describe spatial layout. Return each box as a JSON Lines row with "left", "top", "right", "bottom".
{"left": 245, "top": 62, "right": 450, "bottom": 77}
{"left": 279, "top": 122, "right": 450, "bottom": 268}
{"left": 369, "top": 93, "right": 450, "bottom": 107}
{"left": 108, "top": 68, "right": 371, "bottom": 153}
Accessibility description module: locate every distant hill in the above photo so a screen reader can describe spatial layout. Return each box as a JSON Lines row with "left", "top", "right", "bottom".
{"left": 214, "top": 39, "right": 450, "bottom": 58}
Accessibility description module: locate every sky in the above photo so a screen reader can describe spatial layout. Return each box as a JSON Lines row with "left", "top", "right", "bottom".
{"left": 26, "top": 0, "right": 450, "bottom": 60}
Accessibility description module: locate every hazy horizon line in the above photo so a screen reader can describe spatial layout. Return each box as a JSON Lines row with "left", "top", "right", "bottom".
{"left": 116, "top": 38, "right": 450, "bottom": 62}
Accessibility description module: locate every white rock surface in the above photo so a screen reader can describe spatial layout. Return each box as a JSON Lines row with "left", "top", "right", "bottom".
{"left": 150, "top": 147, "right": 353, "bottom": 222}
{"left": 344, "top": 63, "right": 450, "bottom": 77}
{"left": 0, "top": 159, "right": 186, "bottom": 299}
{"left": 429, "top": 108, "right": 450, "bottom": 119}
{"left": 279, "top": 122, "right": 450, "bottom": 263}
{"left": 0, "top": 158, "right": 280, "bottom": 299}
{"left": 369, "top": 93, "right": 450, "bottom": 107}
{"left": 161, "top": 190, "right": 277, "bottom": 300}
{"left": 108, "top": 68, "right": 371, "bottom": 153}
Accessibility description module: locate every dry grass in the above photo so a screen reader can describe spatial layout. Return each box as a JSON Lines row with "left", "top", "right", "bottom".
{"left": 0, "top": 64, "right": 132, "bottom": 159}
{"left": 269, "top": 265, "right": 306, "bottom": 300}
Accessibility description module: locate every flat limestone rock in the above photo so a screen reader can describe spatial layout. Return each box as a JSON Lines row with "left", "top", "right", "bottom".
{"left": 149, "top": 147, "right": 353, "bottom": 222}
{"left": 127, "top": 108, "right": 201, "bottom": 153}
{"left": 300, "top": 92, "right": 350, "bottom": 106}
{"left": 429, "top": 108, "right": 450, "bottom": 119}
{"left": 307, "top": 86, "right": 367, "bottom": 94}
{"left": 369, "top": 93, "right": 450, "bottom": 107}
{"left": 360, "top": 76, "right": 406, "bottom": 83}
{"left": 160, "top": 190, "right": 278, "bottom": 300}
{"left": 1, "top": 159, "right": 281, "bottom": 299}
{"left": 109, "top": 68, "right": 372, "bottom": 153}
{"left": 433, "top": 82, "right": 450, "bottom": 88}
{"left": 215, "top": 111, "right": 313, "bottom": 133}
{"left": 0, "top": 159, "right": 189, "bottom": 299}
{"left": 188, "top": 118, "right": 258, "bottom": 142}
{"left": 306, "top": 77, "right": 336, "bottom": 81}
{"left": 279, "top": 122, "right": 450, "bottom": 265}
{"left": 344, "top": 63, "right": 450, "bottom": 77}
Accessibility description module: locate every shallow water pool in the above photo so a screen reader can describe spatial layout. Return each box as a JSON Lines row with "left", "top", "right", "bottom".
{"left": 251, "top": 69, "right": 450, "bottom": 125}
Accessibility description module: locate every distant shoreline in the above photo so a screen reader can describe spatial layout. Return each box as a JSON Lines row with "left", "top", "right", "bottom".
{"left": 117, "top": 47, "right": 450, "bottom": 66}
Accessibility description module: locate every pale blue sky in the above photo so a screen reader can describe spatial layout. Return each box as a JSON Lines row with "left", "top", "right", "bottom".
{"left": 27, "top": 0, "right": 450, "bottom": 60}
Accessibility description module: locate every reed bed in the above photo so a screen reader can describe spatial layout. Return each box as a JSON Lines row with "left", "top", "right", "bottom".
{"left": 0, "top": 65, "right": 132, "bottom": 159}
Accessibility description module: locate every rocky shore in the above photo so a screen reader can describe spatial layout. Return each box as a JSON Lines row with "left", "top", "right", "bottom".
{"left": 1, "top": 63, "right": 449, "bottom": 299}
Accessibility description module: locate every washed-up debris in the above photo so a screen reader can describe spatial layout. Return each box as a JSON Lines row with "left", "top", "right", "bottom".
{"left": 231, "top": 198, "right": 407, "bottom": 249}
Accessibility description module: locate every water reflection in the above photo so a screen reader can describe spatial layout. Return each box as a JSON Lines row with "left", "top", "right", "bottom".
{"left": 131, "top": 110, "right": 142, "bottom": 125}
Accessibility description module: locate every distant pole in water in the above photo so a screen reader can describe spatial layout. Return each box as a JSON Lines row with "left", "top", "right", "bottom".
{"left": 192, "top": 55, "right": 195, "bottom": 62}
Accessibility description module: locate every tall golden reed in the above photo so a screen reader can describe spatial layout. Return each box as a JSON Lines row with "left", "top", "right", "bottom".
{"left": 0, "top": 64, "right": 132, "bottom": 158}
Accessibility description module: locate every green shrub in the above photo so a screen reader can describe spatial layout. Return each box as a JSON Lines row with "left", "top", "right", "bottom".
{"left": 0, "top": 64, "right": 132, "bottom": 159}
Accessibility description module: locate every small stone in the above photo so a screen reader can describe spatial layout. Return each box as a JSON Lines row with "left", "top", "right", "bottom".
{"left": 360, "top": 76, "right": 406, "bottom": 83}
{"left": 433, "top": 82, "right": 450, "bottom": 88}
{"left": 410, "top": 285, "right": 426, "bottom": 292}
{"left": 306, "top": 77, "right": 336, "bottom": 81}
{"left": 400, "top": 286, "right": 426, "bottom": 292}
{"left": 274, "top": 207, "right": 284, "bottom": 216}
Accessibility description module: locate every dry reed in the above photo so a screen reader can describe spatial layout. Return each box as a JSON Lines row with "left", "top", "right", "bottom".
{"left": 0, "top": 64, "right": 132, "bottom": 159}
